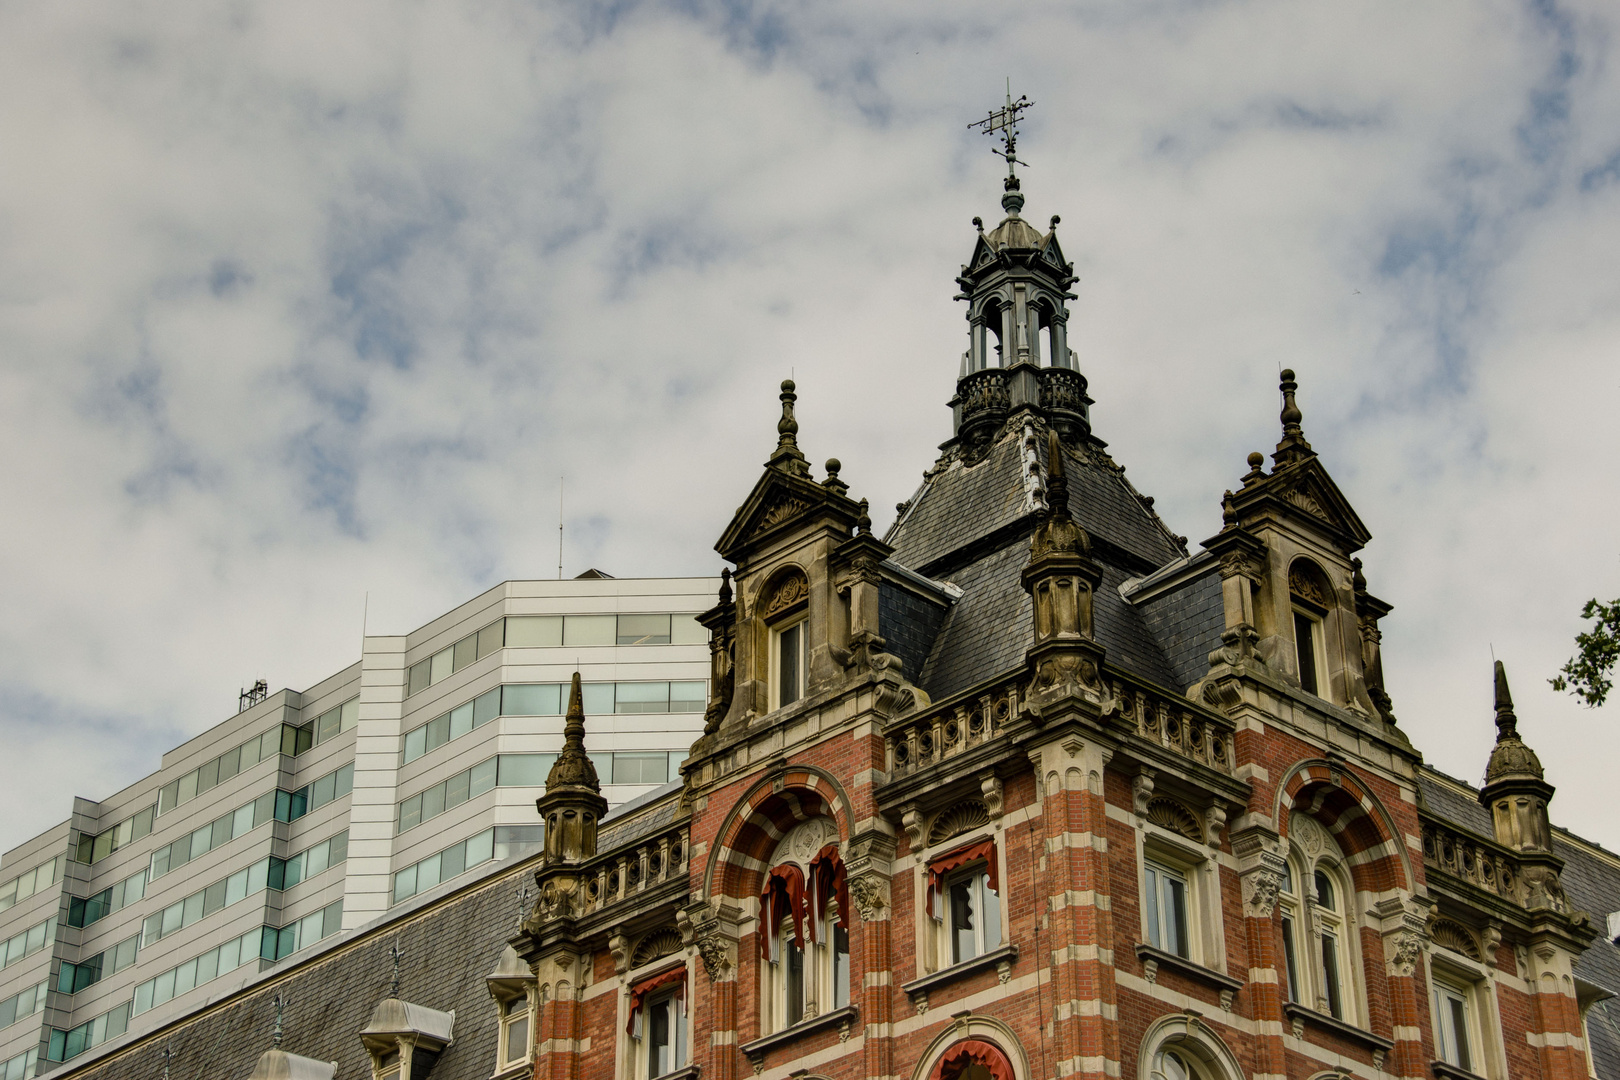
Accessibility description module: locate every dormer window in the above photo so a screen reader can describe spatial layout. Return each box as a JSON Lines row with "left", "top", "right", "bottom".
{"left": 1288, "top": 560, "right": 1333, "bottom": 699}
{"left": 774, "top": 618, "right": 807, "bottom": 709}
{"left": 485, "top": 944, "right": 535, "bottom": 1077}
{"left": 500, "top": 995, "right": 531, "bottom": 1071}
{"left": 760, "top": 568, "right": 809, "bottom": 712}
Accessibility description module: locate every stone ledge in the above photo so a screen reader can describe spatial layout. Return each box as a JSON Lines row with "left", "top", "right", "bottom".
{"left": 1283, "top": 1002, "right": 1395, "bottom": 1067}
{"left": 739, "top": 1005, "right": 858, "bottom": 1071}
{"left": 1134, "top": 943, "right": 1243, "bottom": 1004}
{"left": 901, "top": 944, "right": 1019, "bottom": 1013}
{"left": 1430, "top": 1062, "right": 1488, "bottom": 1080}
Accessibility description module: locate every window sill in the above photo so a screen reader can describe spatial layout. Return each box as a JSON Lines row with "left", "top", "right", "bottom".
{"left": 1283, "top": 1003, "right": 1395, "bottom": 1063}
{"left": 901, "top": 944, "right": 1019, "bottom": 1012}
{"left": 1134, "top": 944, "right": 1243, "bottom": 1003}
{"left": 491, "top": 1060, "right": 534, "bottom": 1080}
{"left": 653, "top": 1065, "right": 701, "bottom": 1080}
{"left": 1430, "top": 1062, "right": 1489, "bottom": 1080}
{"left": 740, "top": 1005, "right": 857, "bottom": 1070}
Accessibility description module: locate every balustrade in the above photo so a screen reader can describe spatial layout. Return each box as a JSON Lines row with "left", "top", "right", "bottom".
{"left": 574, "top": 825, "right": 688, "bottom": 916}
{"left": 1421, "top": 821, "right": 1517, "bottom": 901}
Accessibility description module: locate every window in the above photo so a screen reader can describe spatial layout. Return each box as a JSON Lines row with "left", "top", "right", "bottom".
{"left": 926, "top": 839, "right": 1002, "bottom": 969}
{"left": 499, "top": 994, "right": 532, "bottom": 1071}
{"left": 774, "top": 618, "right": 807, "bottom": 709}
{"left": 1433, "top": 978, "right": 1475, "bottom": 1072}
{"left": 643, "top": 990, "right": 684, "bottom": 1078}
{"left": 757, "top": 820, "right": 847, "bottom": 1034}
{"left": 1150, "top": 1048, "right": 1194, "bottom": 1080}
{"left": 1280, "top": 815, "right": 1361, "bottom": 1025}
{"left": 1293, "top": 609, "right": 1323, "bottom": 695}
{"left": 1144, "top": 860, "right": 1190, "bottom": 959}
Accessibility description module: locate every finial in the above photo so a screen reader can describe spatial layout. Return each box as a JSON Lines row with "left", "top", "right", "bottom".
{"left": 1044, "top": 431, "right": 1071, "bottom": 520}
{"left": 1221, "top": 490, "right": 1237, "bottom": 528}
{"left": 1242, "top": 452, "right": 1266, "bottom": 484}
{"left": 388, "top": 937, "right": 403, "bottom": 997}
{"left": 857, "top": 498, "right": 872, "bottom": 535}
{"left": 160, "top": 1043, "right": 173, "bottom": 1080}
{"left": 1493, "top": 660, "right": 1518, "bottom": 741}
{"left": 272, "top": 993, "right": 288, "bottom": 1048}
{"left": 778, "top": 380, "right": 799, "bottom": 445}
{"left": 969, "top": 82, "right": 1034, "bottom": 200}
{"left": 823, "top": 458, "right": 849, "bottom": 495}
{"left": 515, "top": 882, "right": 531, "bottom": 930}
{"left": 973, "top": 216, "right": 983, "bottom": 232}
{"left": 718, "top": 567, "right": 733, "bottom": 604}
{"left": 1279, "top": 369, "right": 1302, "bottom": 435}
{"left": 544, "top": 671, "right": 601, "bottom": 793}
{"left": 1049, "top": 215, "right": 1060, "bottom": 231}
{"left": 1351, "top": 557, "right": 1367, "bottom": 594}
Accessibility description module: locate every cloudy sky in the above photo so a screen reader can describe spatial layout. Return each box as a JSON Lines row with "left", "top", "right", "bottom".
{"left": 1, "top": 0, "right": 1617, "bottom": 859}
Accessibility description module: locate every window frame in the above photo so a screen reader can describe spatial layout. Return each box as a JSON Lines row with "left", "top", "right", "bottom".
{"left": 921, "top": 835, "right": 1006, "bottom": 976}
{"left": 944, "top": 864, "right": 1002, "bottom": 966}
{"left": 755, "top": 823, "right": 846, "bottom": 1037}
{"left": 1428, "top": 949, "right": 1504, "bottom": 1079}
{"left": 1292, "top": 605, "right": 1327, "bottom": 697}
{"left": 1278, "top": 843, "right": 1363, "bottom": 1028}
{"left": 770, "top": 614, "right": 808, "bottom": 711}
{"left": 497, "top": 988, "right": 535, "bottom": 1073}
{"left": 1136, "top": 825, "right": 1223, "bottom": 974}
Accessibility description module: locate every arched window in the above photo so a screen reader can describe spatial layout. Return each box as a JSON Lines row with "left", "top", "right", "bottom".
{"left": 760, "top": 569, "right": 809, "bottom": 711}
{"left": 1288, "top": 560, "right": 1334, "bottom": 698}
{"left": 1136, "top": 1014, "right": 1242, "bottom": 1080}
{"left": 1279, "top": 814, "right": 1361, "bottom": 1025}
{"left": 758, "top": 817, "right": 848, "bottom": 1034}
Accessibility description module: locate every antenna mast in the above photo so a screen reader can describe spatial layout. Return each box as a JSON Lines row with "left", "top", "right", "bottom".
{"left": 969, "top": 80, "right": 1035, "bottom": 185}
{"left": 557, "top": 477, "right": 565, "bottom": 580}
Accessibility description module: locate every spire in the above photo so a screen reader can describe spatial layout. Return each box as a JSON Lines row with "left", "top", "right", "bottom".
{"left": 1480, "top": 660, "right": 1555, "bottom": 856}
{"left": 1272, "top": 369, "right": 1315, "bottom": 466}
{"left": 537, "top": 671, "right": 608, "bottom": 866}
{"left": 546, "top": 672, "right": 600, "bottom": 793}
{"left": 1493, "top": 660, "right": 1519, "bottom": 742}
{"left": 1044, "top": 431, "right": 1071, "bottom": 524}
{"left": 766, "top": 380, "right": 812, "bottom": 478}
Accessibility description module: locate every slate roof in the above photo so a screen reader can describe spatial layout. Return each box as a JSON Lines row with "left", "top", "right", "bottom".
{"left": 1419, "top": 769, "right": 1620, "bottom": 1078}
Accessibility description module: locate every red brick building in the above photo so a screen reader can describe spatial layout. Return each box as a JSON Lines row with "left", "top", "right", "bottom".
{"left": 54, "top": 161, "right": 1619, "bottom": 1080}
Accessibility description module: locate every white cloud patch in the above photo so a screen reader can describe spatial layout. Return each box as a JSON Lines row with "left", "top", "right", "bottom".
{"left": 2, "top": 0, "right": 1619, "bottom": 855}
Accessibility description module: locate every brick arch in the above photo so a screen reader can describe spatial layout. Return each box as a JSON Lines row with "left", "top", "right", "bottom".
{"left": 701, "top": 766, "right": 852, "bottom": 903}
{"left": 1273, "top": 759, "right": 1412, "bottom": 893}
{"left": 912, "top": 1015, "right": 1031, "bottom": 1080}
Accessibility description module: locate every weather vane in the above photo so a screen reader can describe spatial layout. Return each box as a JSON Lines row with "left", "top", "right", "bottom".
{"left": 515, "top": 882, "right": 531, "bottom": 930}
{"left": 969, "top": 79, "right": 1035, "bottom": 184}
{"left": 271, "top": 994, "right": 289, "bottom": 1048}
{"left": 388, "top": 937, "right": 404, "bottom": 998}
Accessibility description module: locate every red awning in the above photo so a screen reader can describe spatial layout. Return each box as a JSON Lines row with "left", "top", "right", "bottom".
{"left": 760, "top": 863, "right": 808, "bottom": 961}
{"left": 626, "top": 964, "right": 687, "bottom": 1034}
{"left": 930, "top": 1039, "right": 1016, "bottom": 1080}
{"left": 807, "top": 843, "right": 849, "bottom": 941}
{"left": 926, "top": 838, "right": 999, "bottom": 919}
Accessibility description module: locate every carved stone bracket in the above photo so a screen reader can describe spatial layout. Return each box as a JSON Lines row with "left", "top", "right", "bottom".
{"left": 849, "top": 874, "right": 890, "bottom": 922}
{"left": 845, "top": 830, "right": 896, "bottom": 923}
{"left": 1384, "top": 930, "right": 1422, "bottom": 978}
{"left": 1232, "top": 829, "right": 1286, "bottom": 920}
{"left": 981, "top": 775, "right": 1005, "bottom": 820}
{"left": 609, "top": 932, "right": 630, "bottom": 974}
{"left": 1132, "top": 768, "right": 1156, "bottom": 818}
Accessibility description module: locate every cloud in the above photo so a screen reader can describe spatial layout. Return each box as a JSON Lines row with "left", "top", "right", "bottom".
{"left": 1, "top": 0, "right": 1619, "bottom": 858}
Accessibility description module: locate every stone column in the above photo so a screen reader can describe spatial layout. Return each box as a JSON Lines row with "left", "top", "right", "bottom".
{"left": 1234, "top": 830, "right": 1289, "bottom": 1080}
{"left": 688, "top": 905, "right": 741, "bottom": 1080}
{"left": 1524, "top": 940, "right": 1593, "bottom": 1080}
{"left": 533, "top": 948, "right": 585, "bottom": 1080}
{"left": 848, "top": 833, "right": 895, "bottom": 1080}
{"left": 1030, "top": 736, "right": 1119, "bottom": 1080}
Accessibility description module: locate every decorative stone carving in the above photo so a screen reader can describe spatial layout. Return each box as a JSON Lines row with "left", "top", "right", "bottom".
{"left": 695, "top": 932, "right": 731, "bottom": 980}
{"left": 980, "top": 775, "right": 1004, "bottom": 820}
{"left": 1430, "top": 918, "right": 1481, "bottom": 961}
{"left": 762, "top": 569, "right": 809, "bottom": 619}
{"left": 1242, "top": 866, "right": 1283, "bottom": 919}
{"left": 1288, "top": 813, "right": 1334, "bottom": 861}
{"left": 608, "top": 932, "right": 630, "bottom": 974}
{"left": 1146, "top": 798, "right": 1203, "bottom": 842}
{"left": 928, "top": 800, "right": 990, "bottom": 846}
{"left": 1385, "top": 931, "right": 1422, "bottom": 978}
{"left": 849, "top": 874, "right": 889, "bottom": 922}
{"left": 1288, "top": 562, "right": 1331, "bottom": 609}
{"left": 901, "top": 808, "right": 926, "bottom": 852}
{"left": 1481, "top": 921, "right": 1503, "bottom": 966}
{"left": 1204, "top": 804, "right": 1228, "bottom": 849}
{"left": 632, "top": 929, "right": 683, "bottom": 969}
{"left": 1132, "top": 769, "right": 1156, "bottom": 817}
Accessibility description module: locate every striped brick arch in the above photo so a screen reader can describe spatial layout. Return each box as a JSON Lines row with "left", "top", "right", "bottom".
{"left": 703, "top": 767, "right": 852, "bottom": 902}
{"left": 1276, "top": 760, "right": 1411, "bottom": 893}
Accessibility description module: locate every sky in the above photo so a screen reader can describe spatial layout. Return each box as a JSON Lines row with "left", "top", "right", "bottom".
{"left": 1, "top": 0, "right": 1618, "bottom": 860}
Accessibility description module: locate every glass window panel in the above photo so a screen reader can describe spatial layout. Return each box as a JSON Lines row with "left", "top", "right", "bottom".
{"left": 615, "top": 682, "right": 670, "bottom": 713}
{"left": 247, "top": 859, "right": 269, "bottom": 894}
{"left": 421, "top": 783, "right": 446, "bottom": 822}
{"left": 501, "top": 684, "right": 559, "bottom": 717}
{"left": 429, "top": 648, "right": 452, "bottom": 685}
{"left": 582, "top": 683, "right": 615, "bottom": 714}
{"left": 470, "top": 758, "right": 498, "bottom": 797}
{"left": 262, "top": 728, "right": 281, "bottom": 761}
{"left": 219, "top": 937, "right": 240, "bottom": 972}
{"left": 202, "top": 880, "right": 227, "bottom": 917}
{"left": 563, "top": 614, "right": 615, "bottom": 647}
{"left": 983, "top": 875, "right": 1002, "bottom": 948}
{"left": 212, "top": 814, "right": 234, "bottom": 849}
{"left": 177, "top": 770, "right": 198, "bottom": 806}
{"left": 778, "top": 623, "right": 803, "bottom": 708}
{"left": 449, "top": 702, "right": 474, "bottom": 739}
{"left": 465, "top": 829, "right": 495, "bottom": 866}
{"left": 174, "top": 958, "right": 198, "bottom": 996}
{"left": 280, "top": 725, "right": 299, "bottom": 757}
{"left": 672, "top": 614, "right": 708, "bottom": 645}
{"left": 335, "top": 763, "right": 354, "bottom": 798}
{"left": 1166, "top": 876, "right": 1188, "bottom": 958}
{"left": 417, "top": 853, "right": 443, "bottom": 892}
{"left": 505, "top": 616, "right": 562, "bottom": 648}
{"left": 425, "top": 714, "right": 450, "bottom": 752}
{"left": 218, "top": 747, "right": 241, "bottom": 781}
{"left": 444, "top": 770, "right": 470, "bottom": 810}
{"left": 196, "top": 758, "right": 220, "bottom": 793}
{"left": 1294, "top": 611, "right": 1319, "bottom": 695}
{"left": 403, "top": 726, "right": 426, "bottom": 763}
{"left": 1280, "top": 916, "right": 1300, "bottom": 1001}
{"left": 613, "top": 755, "right": 668, "bottom": 785}
{"left": 1144, "top": 866, "right": 1161, "bottom": 949}
{"left": 617, "top": 613, "right": 671, "bottom": 645}
{"left": 226, "top": 869, "right": 248, "bottom": 907}
{"left": 407, "top": 660, "right": 430, "bottom": 697}
{"left": 239, "top": 736, "right": 262, "bottom": 770}
{"left": 305, "top": 841, "right": 330, "bottom": 878}
{"left": 393, "top": 865, "right": 418, "bottom": 903}
{"left": 950, "top": 878, "right": 976, "bottom": 963}
{"left": 477, "top": 621, "right": 504, "bottom": 659}
{"left": 1314, "top": 870, "right": 1335, "bottom": 910}
{"left": 322, "top": 900, "right": 343, "bottom": 934}
{"left": 160, "top": 903, "right": 183, "bottom": 937}
{"left": 399, "top": 795, "right": 423, "bottom": 833}
{"left": 506, "top": 1013, "right": 529, "bottom": 1065}
{"left": 316, "top": 708, "right": 341, "bottom": 745}
{"left": 133, "top": 981, "right": 155, "bottom": 1015}
{"left": 1322, "top": 933, "right": 1343, "bottom": 1018}
{"left": 181, "top": 892, "right": 204, "bottom": 927}
{"left": 195, "top": 949, "right": 218, "bottom": 985}
{"left": 452, "top": 635, "right": 477, "bottom": 672}
{"left": 340, "top": 699, "right": 358, "bottom": 731}
{"left": 474, "top": 686, "right": 502, "bottom": 725}
{"left": 158, "top": 780, "right": 181, "bottom": 815}
{"left": 497, "top": 754, "right": 548, "bottom": 788}
{"left": 189, "top": 826, "right": 212, "bottom": 861}
{"left": 283, "top": 854, "right": 304, "bottom": 889}
{"left": 670, "top": 681, "right": 707, "bottom": 712}
{"left": 440, "top": 841, "right": 466, "bottom": 879}
{"left": 330, "top": 830, "right": 348, "bottom": 865}
{"left": 310, "top": 772, "right": 336, "bottom": 810}
{"left": 254, "top": 792, "right": 276, "bottom": 828}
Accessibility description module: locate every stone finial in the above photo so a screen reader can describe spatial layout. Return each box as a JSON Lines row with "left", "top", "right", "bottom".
{"left": 1484, "top": 661, "right": 1544, "bottom": 784}
{"left": 857, "top": 498, "right": 872, "bottom": 535}
{"left": 973, "top": 216, "right": 984, "bottom": 232}
{"left": 1044, "top": 432, "right": 1071, "bottom": 523}
{"left": 1049, "top": 215, "right": 1060, "bottom": 231}
{"left": 1351, "top": 557, "right": 1367, "bottom": 594}
{"left": 1273, "top": 369, "right": 1315, "bottom": 465}
{"left": 1221, "top": 490, "right": 1237, "bottom": 529}
{"left": 718, "top": 567, "right": 733, "bottom": 605}
{"left": 1242, "top": 452, "right": 1266, "bottom": 485}
{"left": 547, "top": 673, "right": 599, "bottom": 793}
{"left": 823, "top": 458, "right": 849, "bottom": 496}
{"left": 1494, "top": 661, "right": 1520, "bottom": 743}
{"left": 766, "top": 379, "right": 812, "bottom": 478}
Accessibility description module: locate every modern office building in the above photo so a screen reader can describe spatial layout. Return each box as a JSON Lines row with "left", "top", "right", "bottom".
{"left": 0, "top": 575, "right": 716, "bottom": 1076}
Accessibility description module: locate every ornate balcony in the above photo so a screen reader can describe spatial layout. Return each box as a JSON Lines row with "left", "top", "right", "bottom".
{"left": 1113, "top": 681, "right": 1235, "bottom": 775}
{"left": 573, "top": 823, "right": 689, "bottom": 917}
